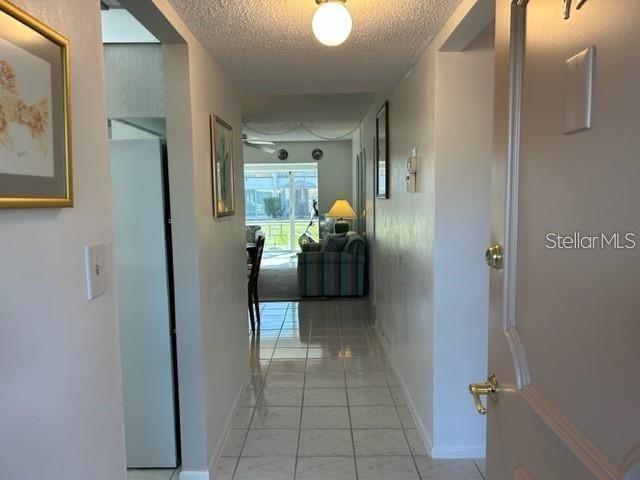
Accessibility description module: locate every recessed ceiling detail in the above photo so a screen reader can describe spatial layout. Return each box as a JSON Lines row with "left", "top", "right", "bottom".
{"left": 166, "top": 0, "right": 462, "bottom": 94}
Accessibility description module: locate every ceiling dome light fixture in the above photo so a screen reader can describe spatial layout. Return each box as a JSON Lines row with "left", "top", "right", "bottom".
{"left": 312, "top": 0, "right": 353, "bottom": 47}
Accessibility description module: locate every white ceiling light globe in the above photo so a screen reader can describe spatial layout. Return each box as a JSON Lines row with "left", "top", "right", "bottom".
{"left": 312, "top": 1, "right": 353, "bottom": 47}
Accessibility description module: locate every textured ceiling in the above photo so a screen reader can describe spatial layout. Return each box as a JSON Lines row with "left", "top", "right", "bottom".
{"left": 166, "top": 0, "right": 462, "bottom": 94}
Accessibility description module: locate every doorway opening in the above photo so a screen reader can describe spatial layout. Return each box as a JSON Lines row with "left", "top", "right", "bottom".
{"left": 244, "top": 163, "right": 319, "bottom": 301}
{"left": 101, "top": 2, "right": 181, "bottom": 478}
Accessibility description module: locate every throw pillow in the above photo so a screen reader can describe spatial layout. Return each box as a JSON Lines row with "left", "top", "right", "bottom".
{"left": 322, "top": 233, "right": 349, "bottom": 252}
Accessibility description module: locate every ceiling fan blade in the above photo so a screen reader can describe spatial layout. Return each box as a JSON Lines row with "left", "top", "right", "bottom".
{"left": 258, "top": 145, "right": 276, "bottom": 154}
{"left": 246, "top": 140, "right": 276, "bottom": 146}
{"left": 243, "top": 141, "right": 276, "bottom": 154}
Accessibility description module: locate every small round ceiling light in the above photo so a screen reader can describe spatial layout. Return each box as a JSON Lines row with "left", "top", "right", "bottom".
{"left": 312, "top": 0, "right": 352, "bottom": 47}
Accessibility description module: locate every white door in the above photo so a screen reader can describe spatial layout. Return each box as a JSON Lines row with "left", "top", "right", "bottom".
{"left": 110, "top": 139, "right": 178, "bottom": 468}
{"left": 478, "top": 1, "right": 640, "bottom": 479}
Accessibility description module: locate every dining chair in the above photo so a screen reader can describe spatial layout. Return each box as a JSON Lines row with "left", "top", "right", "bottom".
{"left": 247, "top": 233, "right": 265, "bottom": 332}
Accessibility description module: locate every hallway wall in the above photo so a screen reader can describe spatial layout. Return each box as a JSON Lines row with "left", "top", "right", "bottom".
{"left": 0, "top": 1, "right": 126, "bottom": 479}
{"left": 244, "top": 140, "right": 353, "bottom": 214}
{"left": 361, "top": 0, "right": 494, "bottom": 459}
{"left": 0, "top": 1, "right": 249, "bottom": 479}
{"left": 432, "top": 33, "right": 493, "bottom": 457}
{"left": 149, "top": 0, "right": 250, "bottom": 476}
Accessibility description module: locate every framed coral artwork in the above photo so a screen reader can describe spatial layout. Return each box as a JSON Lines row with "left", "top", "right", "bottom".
{"left": 0, "top": 0, "right": 72, "bottom": 208}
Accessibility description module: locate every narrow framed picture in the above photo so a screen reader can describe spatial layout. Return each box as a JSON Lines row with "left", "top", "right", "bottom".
{"left": 375, "top": 101, "right": 389, "bottom": 199}
{"left": 0, "top": 0, "right": 72, "bottom": 208}
{"left": 210, "top": 114, "right": 235, "bottom": 218}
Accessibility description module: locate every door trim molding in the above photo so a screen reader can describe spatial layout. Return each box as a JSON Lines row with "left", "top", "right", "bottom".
{"left": 520, "top": 385, "right": 619, "bottom": 480}
{"left": 502, "top": 0, "right": 530, "bottom": 390}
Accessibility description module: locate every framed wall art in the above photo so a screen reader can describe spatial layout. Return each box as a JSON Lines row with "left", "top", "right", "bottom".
{"left": 375, "top": 101, "right": 389, "bottom": 199}
{"left": 0, "top": 0, "right": 72, "bottom": 208}
{"left": 210, "top": 114, "right": 235, "bottom": 218}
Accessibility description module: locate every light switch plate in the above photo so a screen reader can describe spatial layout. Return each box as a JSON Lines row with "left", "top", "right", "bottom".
{"left": 84, "top": 243, "right": 107, "bottom": 301}
{"left": 564, "top": 46, "right": 595, "bottom": 134}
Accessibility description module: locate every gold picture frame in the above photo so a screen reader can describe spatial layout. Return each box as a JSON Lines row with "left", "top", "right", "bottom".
{"left": 0, "top": 0, "right": 72, "bottom": 208}
{"left": 210, "top": 114, "right": 235, "bottom": 218}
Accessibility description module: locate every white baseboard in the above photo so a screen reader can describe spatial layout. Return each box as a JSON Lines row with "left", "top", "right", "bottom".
{"left": 179, "top": 471, "right": 208, "bottom": 480}
{"left": 377, "top": 332, "right": 433, "bottom": 455}
{"left": 376, "top": 328, "right": 486, "bottom": 461}
{"left": 431, "top": 445, "right": 486, "bottom": 459}
{"left": 206, "top": 372, "right": 252, "bottom": 475}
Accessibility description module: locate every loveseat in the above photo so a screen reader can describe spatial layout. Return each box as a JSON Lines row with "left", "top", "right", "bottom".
{"left": 297, "top": 231, "right": 366, "bottom": 297}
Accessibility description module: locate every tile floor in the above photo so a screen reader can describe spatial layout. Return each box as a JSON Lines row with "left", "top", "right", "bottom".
{"left": 213, "top": 300, "right": 486, "bottom": 480}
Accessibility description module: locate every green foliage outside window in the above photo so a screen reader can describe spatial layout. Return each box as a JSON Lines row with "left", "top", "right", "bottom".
{"left": 263, "top": 197, "right": 284, "bottom": 218}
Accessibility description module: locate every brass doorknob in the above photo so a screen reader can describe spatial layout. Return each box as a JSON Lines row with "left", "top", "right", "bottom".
{"left": 485, "top": 244, "right": 504, "bottom": 270}
{"left": 469, "top": 374, "right": 499, "bottom": 415}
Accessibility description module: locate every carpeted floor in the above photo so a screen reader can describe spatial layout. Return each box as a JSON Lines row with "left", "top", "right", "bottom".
{"left": 258, "top": 267, "right": 300, "bottom": 301}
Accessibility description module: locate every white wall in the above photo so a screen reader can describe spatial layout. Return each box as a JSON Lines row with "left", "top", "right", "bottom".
{"left": 361, "top": 0, "right": 494, "bottom": 458}
{"left": 432, "top": 33, "right": 493, "bottom": 457}
{"left": 0, "top": 1, "right": 249, "bottom": 479}
{"left": 103, "top": 44, "right": 165, "bottom": 118}
{"left": 0, "top": 1, "right": 127, "bottom": 479}
{"left": 244, "top": 140, "right": 352, "bottom": 214}
{"left": 147, "top": 0, "right": 250, "bottom": 476}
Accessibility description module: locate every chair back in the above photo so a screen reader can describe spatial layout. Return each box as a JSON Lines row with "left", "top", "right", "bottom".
{"left": 249, "top": 233, "right": 266, "bottom": 282}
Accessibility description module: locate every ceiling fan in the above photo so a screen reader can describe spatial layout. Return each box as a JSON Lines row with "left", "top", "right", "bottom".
{"left": 242, "top": 134, "right": 276, "bottom": 154}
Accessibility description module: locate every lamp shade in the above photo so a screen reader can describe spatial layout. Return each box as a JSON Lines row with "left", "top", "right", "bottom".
{"left": 326, "top": 199, "right": 357, "bottom": 219}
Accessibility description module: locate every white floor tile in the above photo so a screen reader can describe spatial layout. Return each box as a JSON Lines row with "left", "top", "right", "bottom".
{"left": 264, "top": 373, "right": 305, "bottom": 388}
{"left": 414, "top": 457, "right": 484, "bottom": 480}
{"left": 221, "top": 429, "right": 247, "bottom": 457}
{"left": 304, "top": 388, "right": 348, "bottom": 406}
{"left": 347, "top": 387, "right": 394, "bottom": 406}
{"left": 250, "top": 407, "right": 301, "bottom": 429}
{"left": 305, "top": 372, "right": 346, "bottom": 388}
{"left": 239, "top": 301, "right": 486, "bottom": 480}
{"left": 295, "top": 456, "right": 357, "bottom": 480}
{"left": 259, "top": 387, "right": 304, "bottom": 407}
{"left": 242, "top": 429, "right": 299, "bottom": 456}
{"left": 405, "top": 429, "right": 428, "bottom": 456}
{"left": 298, "top": 429, "right": 354, "bottom": 456}
{"left": 301, "top": 407, "right": 351, "bottom": 429}
{"left": 211, "top": 458, "right": 237, "bottom": 480}
{"left": 349, "top": 406, "right": 401, "bottom": 428}
{"left": 353, "top": 429, "right": 411, "bottom": 456}
{"left": 356, "top": 456, "right": 419, "bottom": 480}
{"left": 232, "top": 408, "right": 255, "bottom": 429}
{"left": 234, "top": 456, "right": 295, "bottom": 480}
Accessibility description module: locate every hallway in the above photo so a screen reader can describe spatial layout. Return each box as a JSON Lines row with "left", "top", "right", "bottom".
{"left": 213, "top": 301, "right": 485, "bottom": 480}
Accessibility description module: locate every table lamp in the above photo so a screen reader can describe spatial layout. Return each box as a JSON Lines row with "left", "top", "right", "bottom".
{"left": 326, "top": 199, "right": 357, "bottom": 234}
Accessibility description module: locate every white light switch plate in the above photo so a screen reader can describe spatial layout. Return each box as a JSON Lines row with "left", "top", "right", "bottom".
{"left": 84, "top": 243, "right": 107, "bottom": 300}
{"left": 564, "top": 46, "right": 595, "bottom": 134}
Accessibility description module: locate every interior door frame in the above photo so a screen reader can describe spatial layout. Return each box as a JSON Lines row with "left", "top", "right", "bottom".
{"left": 494, "top": 2, "right": 636, "bottom": 478}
